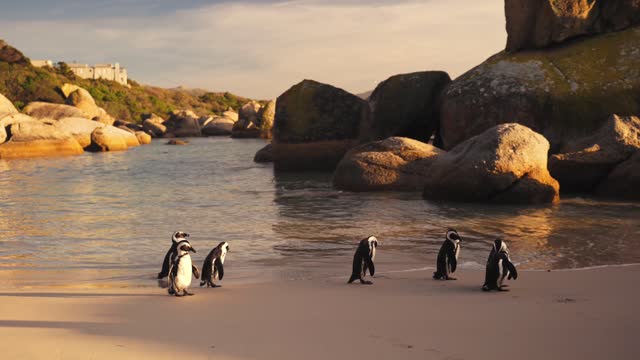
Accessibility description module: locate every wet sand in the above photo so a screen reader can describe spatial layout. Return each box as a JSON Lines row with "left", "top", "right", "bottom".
{"left": 0, "top": 265, "right": 638, "bottom": 359}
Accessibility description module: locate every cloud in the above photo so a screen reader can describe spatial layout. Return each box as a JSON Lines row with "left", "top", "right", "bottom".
{"left": 0, "top": 0, "right": 505, "bottom": 99}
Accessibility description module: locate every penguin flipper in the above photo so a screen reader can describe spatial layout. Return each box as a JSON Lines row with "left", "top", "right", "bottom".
{"left": 214, "top": 258, "right": 224, "bottom": 281}
{"left": 158, "top": 244, "right": 178, "bottom": 278}
{"left": 365, "top": 253, "right": 375, "bottom": 277}
{"left": 192, "top": 265, "right": 200, "bottom": 279}
{"left": 447, "top": 248, "right": 457, "bottom": 273}
{"left": 506, "top": 261, "right": 518, "bottom": 280}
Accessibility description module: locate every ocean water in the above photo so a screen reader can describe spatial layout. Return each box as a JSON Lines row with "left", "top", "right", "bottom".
{"left": 0, "top": 137, "right": 639, "bottom": 288}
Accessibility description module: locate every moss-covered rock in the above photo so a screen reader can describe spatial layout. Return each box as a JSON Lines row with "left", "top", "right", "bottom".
{"left": 0, "top": 40, "right": 28, "bottom": 65}
{"left": 273, "top": 79, "right": 368, "bottom": 171}
{"left": 440, "top": 26, "right": 640, "bottom": 152}
{"left": 360, "top": 71, "right": 451, "bottom": 143}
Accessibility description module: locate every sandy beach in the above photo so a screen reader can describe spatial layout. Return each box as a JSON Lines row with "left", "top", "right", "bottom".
{"left": 0, "top": 265, "right": 638, "bottom": 360}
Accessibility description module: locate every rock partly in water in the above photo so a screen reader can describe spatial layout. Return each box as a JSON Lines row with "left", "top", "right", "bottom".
{"left": 549, "top": 114, "right": 640, "bottom": 193}
{"left": 65, "top": 88, "right": 103, "bottom": 119}
{"left": 360, "top": 71, "right": 451, "bottom": 143}
{"left": 143, "top": 119, "right": 167, "bottom": 138}
{"left": 333, "top": 137, "right": 444, "bottom": 192}
{"left": 86, "top": 126, "right": 129, "bottom": 152}
{"left": 423, "top": 123, "right": 560, "bottom": 204}
{"left": 165, "top": 110, "right": 201, "bottom": 137}
{"left": 167, "top": 139, "right": 188, "bottom": 145}
{"left": 257, "top": 100, "right": 276, "bottom": 139}
{"left": 505, "top": 0, "right": 640, "bottom": 52}
{"left": 232, "top": 101, "right": 262, "bottom": 138}
{"left": 135, "top": 131, "right": 152, "bottom": 145}
{"left": 0, "top": 121, "right": 83, "bottom": 159}
{"left": 23, "top": 102, "right": 87, "bottom": 120}
{"left": 202, "top": 117, "right": 235, "bottom": 136}
{"left": 439, "top": 27, "right": 640, "bottom": 152}
{"left": 596, "top": 151, "right": 640, "bottom": 200}
{"left": 272, "top": 79, "right": 369, "bottom": 171}
{"left": 253, "top": 143, "right": 273, "bottom": 163}
{"left": 0, "top": 93, "right": 18, "bottom": 114}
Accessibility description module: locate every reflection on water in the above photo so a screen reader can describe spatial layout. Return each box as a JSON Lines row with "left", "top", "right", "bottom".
{"left": 0, "top": 137, "right": 639, "bottom": 287}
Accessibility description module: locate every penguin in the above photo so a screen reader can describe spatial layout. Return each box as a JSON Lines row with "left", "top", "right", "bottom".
{"left": 158, "top": 231, "right": 190, "bottom": 279}
{"left": 348, "top": 236, "right": 378, "bottom": 285}
{"left": 167, "top": 238, "right": 200, "bottom": 297}
{"left": 200, "top": 242, "right": 230, "bottom": 288}
{"left": 433, "top": 229, "right": 462, "bottom": 280}
{"left": 482, "top": 238, "right": 518, "bottom": 292}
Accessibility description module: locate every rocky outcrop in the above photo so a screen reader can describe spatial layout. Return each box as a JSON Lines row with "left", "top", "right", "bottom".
{"left": 48, "top": 117, "right": 104, "bottom": 148}
{"left": 333, "top": 137, "right": 444, "bottom": 192}
{"left": 165, "top": 110, "right": 201, "bottom": 137}
{"left": 439, "top": 26, "right": 640, "bottom": 152}
{"left": 93, "top": 113, "right": 116, "bottom": 126}
{"left": 549, "top": 115, "right": 640, "bottom": 193}
{"left": 143, "top": 119, "right": 167, "bottom": 138}
{"left": 0, "top": 113, "right": 36, "bottom": 144}
{"left": 258, "top": 100, "right": 275, "bottom": 139}
{"left": 223, "top": 110, "right": 239, "bottom": 122}
{"left": 359, "top": 72, "right": 451, "bottom": 143}
{"left": 0, "top": 121, "right": 83, "bottom": 159}
{"left": 59, "top": 83, "right": 80, "bottom": 98}
{"left": 65, "top": 88, "right": 103, "bottom": 119}
{"left": 23, "top": 102, "right": 87, "bottom": 120}
{"left": 596, "top": 151, "right": 640, "bottom": 200}
{"left": 272, "top": 79, "right": 369, "bottom": 171}
{"left": 0, "top": 93, "right": 18, "bottom": 114}
{"left": 232, "top": 101, "right": 262, "bottom": 138}
{"left": 506, "top": 0, "right": 640, "bottom": 52}
{"left": 0, "top": 39, "right": 28, "bottom": 64}
{"left": 253, "top": 144, "right": 273, "bottom": 163}
{"left": 423, "top": 124, "right": 560, "bottom": 204}
{"left": 202, "top": 117, "right": 235, "bottom": 136}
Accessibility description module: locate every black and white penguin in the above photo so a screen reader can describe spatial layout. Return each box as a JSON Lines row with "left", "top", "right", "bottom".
{"left": 433, "top": 229, "right": 462, "bottom": 280}
{"left": 200, "top": 242, "right": 230, "bottom": 288}
{"left": 158, "top": 231, "right": 190, "bottom": 279}
{"left": 348, "top": 236, "right": 378, "bottom": 285}
{"left": 482, "top": 238, "right": 518, "bottom": 292}
{"left": 167, "top": 238, "right": 200, "bottom": 297}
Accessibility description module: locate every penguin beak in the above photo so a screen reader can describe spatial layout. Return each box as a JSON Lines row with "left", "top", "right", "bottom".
{"left": 190, "top": 247, "right": 196, "bottom": 253}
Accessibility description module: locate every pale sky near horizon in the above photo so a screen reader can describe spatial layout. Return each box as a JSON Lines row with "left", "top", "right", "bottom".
{"left": 0, "top": 0, "right": 506, "bottom": 99}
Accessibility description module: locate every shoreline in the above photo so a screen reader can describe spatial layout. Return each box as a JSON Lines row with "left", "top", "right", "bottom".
{"left": 1, "top": 265, "right": 638, "bottom": 359}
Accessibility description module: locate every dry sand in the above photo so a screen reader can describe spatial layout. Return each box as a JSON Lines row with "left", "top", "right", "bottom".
{"left": 0, "top": 265, "right": 638, "bottom": 360}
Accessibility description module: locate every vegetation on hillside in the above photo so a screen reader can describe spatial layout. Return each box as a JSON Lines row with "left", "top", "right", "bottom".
{"left": 0, "top": 45, "right": 258, "bottom": 122}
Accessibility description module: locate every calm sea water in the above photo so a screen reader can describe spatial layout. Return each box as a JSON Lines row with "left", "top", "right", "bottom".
{"left": 0, "top": 137, "right": 639, "bottom": 288}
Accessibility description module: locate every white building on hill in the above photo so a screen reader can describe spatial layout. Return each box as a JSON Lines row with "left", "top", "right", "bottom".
{"left": 66, "top": 62, "right": 128, "bottom": 85}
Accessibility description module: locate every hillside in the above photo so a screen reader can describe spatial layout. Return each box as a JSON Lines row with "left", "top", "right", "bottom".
{"left": 0, "top": 40, "right": 257, "bottom": 122}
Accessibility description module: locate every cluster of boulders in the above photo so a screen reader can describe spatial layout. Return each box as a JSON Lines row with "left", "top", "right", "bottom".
{"left": 138, "top": 100, "right": 275, "bottom": 140}
{"left": 0, "top": 87, "right": 147, "bottom": 159}
{"left": 255, "top": 0, "right": 640, "bottom": 203}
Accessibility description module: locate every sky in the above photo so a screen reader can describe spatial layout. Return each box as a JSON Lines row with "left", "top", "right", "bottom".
{"left": 0, "top": 0, "right": 506, "bottom": 99}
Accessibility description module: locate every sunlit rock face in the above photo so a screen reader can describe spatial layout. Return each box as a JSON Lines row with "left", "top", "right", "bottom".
{"left": 505, "top": 0, "right": 640, "bottom": 52}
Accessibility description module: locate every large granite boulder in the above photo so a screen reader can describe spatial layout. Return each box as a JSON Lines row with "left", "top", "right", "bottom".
{"left": 87, "top": 126, "right": 130, "bottom": 152}
{"left": 333, "top": 137, "right": 444, "bottom": 192}
{"left": 135, "top": 131, "right": 152, "bottom": 145}
{"left": 202, "top": 117, "right": 235, "bottom": 136}
{"left": 272, "top": 79, "right": 369, "bottom": 171}
{"left": 232, "top": 101, "right": 262, "bottom": 138}
{"left": 359, "top": 71, "right": 451, "bottom": 143}
{"left": 253, "top": 143, "right": 273, "bottom": 163}
{"left": 0, "top": 39, "right": 28, "bottom": 64}
{"left": 23, "top": 102, "right": 87, "bottom": 120}
{"left": 258, "top": 100, "right": 276, "bottom": 139}
{"left": 93, "top": 113, "right": 116, "bottom": 126}
{"left": 0, "top": 121, "right": 83, "bottom": 159}
{"left": 549, "top": 114, "right": 640, "bottom": 193}
{"left": 0, "top": 93, "right": 18, "bottom": 114}
{"left": 506, "top": 0, "right": 640, "bottom": 52}
{"left": 49, "top": 117, "right": 105, "bottom": 148}
{"left": 596, "top": 151, "right": 640, "bottom": 200}
{"left": 143, "top": 119, "right": 167, "bottom": 138}
{"left": 165, "top": 110, "right": 201, "bottom": 137}
{"left": 440, "top": 26, "right": 640, "bottom": 152}
{"left": 59, "top": 83, "right": 80, "bottom": 98}
{"left": 0, "top": 113, "right": 37, "bottom": 144}
{"left": 65, "top": 88, "right": 102, "bottom": 119}
{"left": 423, "top": 123, "right": 560, "bottom": 204}
{"left": 223, "top": 110, "right": 239, "bottom": 122}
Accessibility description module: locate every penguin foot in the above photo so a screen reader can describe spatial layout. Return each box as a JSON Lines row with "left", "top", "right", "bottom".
{"left": 445, "top": 276, "right": 457, "bottom": 281}
{"left": 360, "top": 280, "right": 373, "bottom": 285}
{"left": 482, "top": 286, "right": 491, "bottom": 292}
{"left": 174, "top": 292, "right": 184, "bottom": 297}
{"left": 498, "top": 286, "right": 510, "bottom": 292}
{"left": 184, "top": 290, "right": 194, "bottom": 296}
{"left": 211, "top": 283, "right": 221, "bottom": 288}
{"left": 168, "top": 287, "right": 176, "bottom": 295}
